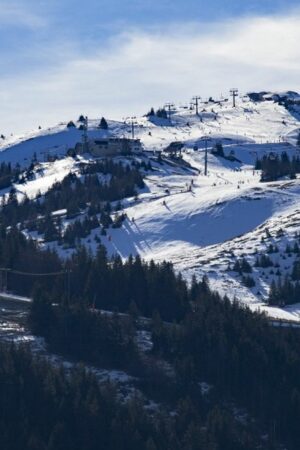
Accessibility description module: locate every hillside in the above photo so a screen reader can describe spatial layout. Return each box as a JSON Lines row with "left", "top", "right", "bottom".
{"left": 1, "top": 93, "right": 300, "bottom": 322}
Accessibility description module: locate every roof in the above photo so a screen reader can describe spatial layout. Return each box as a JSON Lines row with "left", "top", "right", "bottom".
{"left": 93, "top": 138, "right": 141, "bottom": 145}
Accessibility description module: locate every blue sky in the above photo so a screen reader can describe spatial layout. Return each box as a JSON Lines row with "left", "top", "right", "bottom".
{"left": 1, "top": 0, "right": 300, "bottom": 134}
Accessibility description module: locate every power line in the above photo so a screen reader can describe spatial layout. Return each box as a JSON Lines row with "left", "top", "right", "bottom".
{"left": 0, "top": 268, "right": 72, "bottom": 302}
{"left": 4, "top": 269, "right": 66, "bottom": 277}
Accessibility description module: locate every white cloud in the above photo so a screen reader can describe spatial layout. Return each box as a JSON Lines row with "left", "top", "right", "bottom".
{"left": 0, "top": 2, "right": 46, "bottom": 29}
{"left": 1, "top": 12, "right": 300, "bottom": 134}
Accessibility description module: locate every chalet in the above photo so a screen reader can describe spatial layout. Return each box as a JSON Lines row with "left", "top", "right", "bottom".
{"left": 76, "top": 138, "right": 143, "bottom": 157}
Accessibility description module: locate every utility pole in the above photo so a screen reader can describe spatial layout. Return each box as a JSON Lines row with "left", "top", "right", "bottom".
{"left": 192, "top": 96, "right": 202, "bottom": 116}
{"left": 164, "top": 103, "right": 174, "bottom": 122}
{"left": 201, "top": 137, "right": 211, "bottom": 176}
{"left": 230, "top": 88, "right": 239, "bottom": 108}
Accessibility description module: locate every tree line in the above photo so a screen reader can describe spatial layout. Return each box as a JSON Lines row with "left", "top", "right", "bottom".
{"left": 0, "top": 227, "right": 188, "bottom": 322}
{"left": 0, "top": 341, "right": 265, "bottom": 450}
{"left": 152, "top": 282, "right": 300, "bottom": 449}
{"left": 1, "top": 226, "right": 300, "bottom": 447}
{"left": 0, "top": 162, "right": 21, "bottom": 190}
{"left": 255, "top": 151, "right": 300, "bottom": 181}
{"left": 0, "top": 159, "right": 146, "bottom": 232}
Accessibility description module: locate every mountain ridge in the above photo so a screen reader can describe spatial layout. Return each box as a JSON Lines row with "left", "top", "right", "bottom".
{"left": 1, "top": 92, "right": 300, "bottom": 322}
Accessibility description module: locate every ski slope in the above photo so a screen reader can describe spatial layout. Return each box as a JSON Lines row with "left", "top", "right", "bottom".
{"left": 2, "top": 94, "right": 300, "bottom": 322}
{"left": 96, "top": 148, "right": 300, "bottom": 321}
{"left": 0, "top": 95, "right": 299, "bottom": 164}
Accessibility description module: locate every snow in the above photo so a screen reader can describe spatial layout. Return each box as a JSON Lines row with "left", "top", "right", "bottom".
{"left": 1, "top": 98, "right": 299, "bottom": 166}
{"left": 0, "top": 292, "right": 32, "bottom": 303}
{"left": 15, "top": 158, "right": 77, "bottom": 201}
{"left": 3, "top": 95, "right": 300, "bottom": 322}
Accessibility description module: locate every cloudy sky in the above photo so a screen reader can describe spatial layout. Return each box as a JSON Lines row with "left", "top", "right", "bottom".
{"left": 1, "top": 0, "right": 299, "bottom": 135}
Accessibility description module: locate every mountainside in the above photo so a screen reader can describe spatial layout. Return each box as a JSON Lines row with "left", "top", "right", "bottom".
{"left": 1, "top": 93, "right": 300, "bottom": 321}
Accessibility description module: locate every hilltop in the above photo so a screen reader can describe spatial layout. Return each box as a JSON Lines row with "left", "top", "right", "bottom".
{"left": 1, "top": 92, "right": 300, "bottom": 321}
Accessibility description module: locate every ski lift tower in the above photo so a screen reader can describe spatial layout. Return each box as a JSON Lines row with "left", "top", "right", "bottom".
{"left": 200, "top": 136, "right": 212, "bottom": 176}
{"left": 230, "top": 88, "right": 239, "bottom": 108}
{"left": 82, "top": 116, "right": 89, "bottom": 153}
{"left": 124, "top": 117, "right": 137, "bottom": 139}
{"left": 192, "top": 96, "right": 202, "bottom": 116}
{"left": 164, "top": 103, "right": 175, "bottom": 123}
{"left": 130, "top": 117, "right": 137, "bottom": 139}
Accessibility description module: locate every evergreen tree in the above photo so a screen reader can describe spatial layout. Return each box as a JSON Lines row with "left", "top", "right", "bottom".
{"left": 99, "top": 117, "right": 108, "bottom": 129}
{"left": 156, "top": 108, "right": 168, "bottom": 119}
{"left": 146, "top": 108, "right": 155, "bottom": 117}
{"left": 214, "top": 142, "right": 224, "bottom": 157}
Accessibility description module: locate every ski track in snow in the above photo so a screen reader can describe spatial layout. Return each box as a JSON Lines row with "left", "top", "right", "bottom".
{"left": 2, "top": 97, "right": 300, "bottom": 322}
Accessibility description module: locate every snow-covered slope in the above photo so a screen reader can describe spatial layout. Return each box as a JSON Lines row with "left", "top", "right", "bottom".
{"left": 95, "top": 148, "right": 300, "bottom": 321}
{"left": 1, "top": 96, "right": 299, "bottom": 164}
{"left": 2, "top": 95, "right": 300, "bottom": 322}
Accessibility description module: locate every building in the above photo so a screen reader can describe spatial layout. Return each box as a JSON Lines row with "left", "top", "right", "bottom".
{"left": 164, "top": 141, "right": 184, "bottom": 156}
{"left": 76, "top": 138, "right": 143, "bottom": 157}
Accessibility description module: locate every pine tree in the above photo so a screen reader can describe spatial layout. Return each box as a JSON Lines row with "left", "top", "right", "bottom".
{"left": 214, "top": 142, "right": 224, "bottom": 157}
{"left": 243, "top": 275, "right": 255, "bottom": 288}
{"left": 146, "top": 108, "right": 155, "bottom": 117}
{"left": 292, "top": 261, "right": 300, "bottom": 280}
{"left": 44, "top": 216, "right": 59, "bottom": 242}
{"left": 99, "top": 117, "right": 108, "bottom": 129}
{"left": 156, "top": 108, "right": 168, "bottom": 119}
